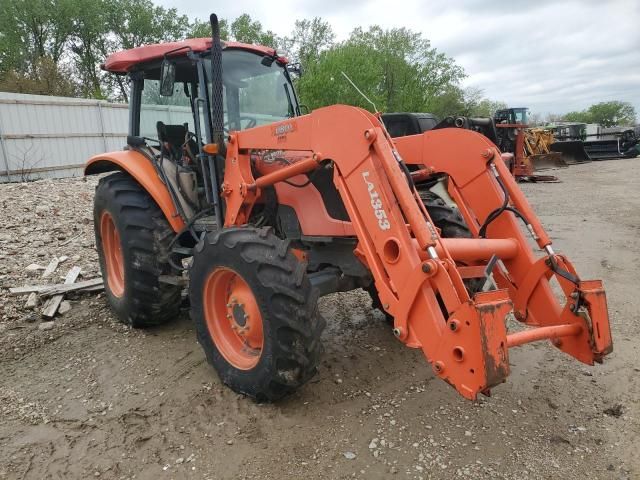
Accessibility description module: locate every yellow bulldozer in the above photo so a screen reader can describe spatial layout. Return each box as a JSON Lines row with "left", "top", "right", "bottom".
{"left": 493, "top": 108, "right": 566, "bottom": 181}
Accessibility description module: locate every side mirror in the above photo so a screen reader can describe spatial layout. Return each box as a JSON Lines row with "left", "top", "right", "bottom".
{"left": 288, "top": 63, "right": 303, "bottom": 77}
{"left": 299, "top": 104, "right": 310, "bottom": 115}
{"left": 160, "top": 59, "right": 176, "bottom": 96}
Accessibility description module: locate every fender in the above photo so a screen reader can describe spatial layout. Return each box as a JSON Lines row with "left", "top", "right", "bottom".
{"left": 85, "top": 150, "right": 185, "bottom": 231}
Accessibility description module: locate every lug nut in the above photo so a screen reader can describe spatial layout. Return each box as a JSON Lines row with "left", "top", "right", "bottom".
{"left": 392, "top": 327, "right": 402, "bottom": 338}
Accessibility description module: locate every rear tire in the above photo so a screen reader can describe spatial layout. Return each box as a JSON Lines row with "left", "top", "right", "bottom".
{"left": 94, "top": 172, "right": 182, "bottom": 327}
{"left": 189, "top": 227, "right": 325, "bottom": 401}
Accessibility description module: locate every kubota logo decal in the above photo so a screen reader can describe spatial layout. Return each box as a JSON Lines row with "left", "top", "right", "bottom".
{"left": 362, "top": 171, "right": 391, "bottom": 231}
{"left": 271, "top": 121, "right": 296, "bottom": 137}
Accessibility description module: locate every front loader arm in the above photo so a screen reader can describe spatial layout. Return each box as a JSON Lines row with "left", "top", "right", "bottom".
{"left": 222, "top": 105, "right": 612, "bottom": 399}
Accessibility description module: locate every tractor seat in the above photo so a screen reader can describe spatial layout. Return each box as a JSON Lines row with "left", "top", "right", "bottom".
{"left": 157, "top": 121, "right": 197, "bottom": 164}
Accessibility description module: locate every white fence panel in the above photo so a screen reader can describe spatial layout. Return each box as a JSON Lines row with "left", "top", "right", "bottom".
{"left": 0, "top": 92, "right": 195, "bottom": 183}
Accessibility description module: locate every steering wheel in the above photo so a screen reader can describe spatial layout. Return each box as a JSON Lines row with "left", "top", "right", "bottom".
{"left": 223, "top": 116, "right": 258, "bottom": 133}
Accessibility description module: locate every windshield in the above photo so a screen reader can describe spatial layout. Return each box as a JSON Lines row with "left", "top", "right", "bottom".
{"left": 513, "top": 108, "right": 529, "bottom": 124}
{"left": 206, "top": 50, "right": 297, "bottom": 131}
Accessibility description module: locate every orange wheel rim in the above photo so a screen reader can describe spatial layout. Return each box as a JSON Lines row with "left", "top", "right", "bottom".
{"left": 203, "top": 267, "right": 264, "bottom": 370}
{"left": 100, "top": 211, "right": 125, "bottom": 298}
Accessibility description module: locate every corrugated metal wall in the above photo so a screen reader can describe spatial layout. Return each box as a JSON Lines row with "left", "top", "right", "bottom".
{"left": 0, "top": 92, "right": 193, "bottom": 183}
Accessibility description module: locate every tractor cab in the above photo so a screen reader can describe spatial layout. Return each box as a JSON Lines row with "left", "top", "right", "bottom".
{"left": 110, "top": 39, "right": 299, "bottom": 141}
{"left": 100, "top": 38, "right": 300, "bottom": 221}
{"left": 495, "top": 107, "right": 529, "bottom": 125}
{"left": 134, "top": 49, "right": 297, "bottom": 139}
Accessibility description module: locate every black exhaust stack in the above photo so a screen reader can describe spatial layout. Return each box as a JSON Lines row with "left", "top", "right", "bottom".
{"left": 203, "top": 13, "right": 224, "bottom": 227}
{"left": 209, "top": 14, "right": 225, "bottom": 152}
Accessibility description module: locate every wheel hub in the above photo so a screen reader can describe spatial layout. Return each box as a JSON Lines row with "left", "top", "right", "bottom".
{"left": 231, "top": 302, "right": 247, "bottom": 328}
{"left": 203, "top": 268, "right": 264, "bottom": 370}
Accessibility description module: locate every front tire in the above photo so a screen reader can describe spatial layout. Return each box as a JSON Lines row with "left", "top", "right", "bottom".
{"left": 189, "top": 227, "right": 324, "bottom": 401}
{"left": 94, "top": 172, "right": 182, "bottom": 327}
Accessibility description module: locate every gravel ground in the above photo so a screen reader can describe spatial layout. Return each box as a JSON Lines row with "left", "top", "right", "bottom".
{"left": 0, "top": 160, "right": 638, "bottom": 479}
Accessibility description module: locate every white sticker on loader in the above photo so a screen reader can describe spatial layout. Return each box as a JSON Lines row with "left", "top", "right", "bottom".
{"left": 362, "top": 171, "right": 391, "bottom": 231}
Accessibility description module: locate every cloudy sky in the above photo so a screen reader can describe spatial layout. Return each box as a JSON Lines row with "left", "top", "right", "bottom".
{"left": 159, "top": 0, "right": 639, "bottom": 117}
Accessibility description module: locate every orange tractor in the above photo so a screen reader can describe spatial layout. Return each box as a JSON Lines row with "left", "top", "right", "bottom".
{"left": 86, "top": 15, "right": 612, "bottom": 401}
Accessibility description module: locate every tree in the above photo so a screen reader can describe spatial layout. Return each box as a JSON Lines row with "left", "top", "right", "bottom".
{"left": 68, "top": 0, "right": 192, "bottom": 100}
{"left": 562, "top": 110, "right": 589, "bottom": 123}
{"left": 68, "top": 0, "right": 111, "bottom": 98}
{"left": 461, "top": 88, "right": 507, "bottom": 117}
{"left": 297, "top": 25, "right": 465, "bottom": 116}
{"left": 425, "top": 85, "right": 466, "bottom": 118}
{"left": 586, "top": 101, "right": 636, "bottom": 127}
{"left": 1, "top": 5, "right": 473, "bottom": 114}
{"left": 230, "top": 14, "right": 277, "bottom": 48}
{"left": 0, "top": 56, "right": 79, "bottom": 96}
{"left": 562, "top": 101, "right": 636, "bottom": 127}
{"left": 0, "top": 0, "right": 194, "bottom": 100}
{"left": 0, "top": 0, "right": 77, "bottom": 73}
{"left": 189, "top": 18, "right": 229, "bottom": 40}
{"left": 297, "top": 43, "right": 384, "bottom": 111}
{"left": 281, "top": 18, "right": 335, "bottom": 68}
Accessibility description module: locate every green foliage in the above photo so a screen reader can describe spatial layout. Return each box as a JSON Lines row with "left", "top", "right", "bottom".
{"left": 105, "top": 0, "right": 190, "bottom": 50}
{"left": 230, "top": 14, "right": 277, "bottom": 48}
{"left": 189, "top": 18, "right": 230, "bottom": 40}
{"left": 562, "top": 110, "right": 588, "bottom": 123}
{"left": 0, "top": 0, "right": 77, "bottom": 73}
{"left": 461, "top": 87, "right": 507, "bottom": 117}
{"left": 563, "top": 101, "right": 636, "bottom": 127}
{"left": 0, "top": 3, "right": 475, "bottom": 116}
{"left": 0, "top": 55, "right": 79, "bottom": 96}
{"left": 280, "top": 18, "right": 335, "bottom": 68}
{"left": 587, "top": 101, "right": 636, "bottom": 126}
{"left": 0, "top": 0, "right": 193, "bottom": 99}
{"left": 296, "top": 25, "right": 465, "bottom": 116}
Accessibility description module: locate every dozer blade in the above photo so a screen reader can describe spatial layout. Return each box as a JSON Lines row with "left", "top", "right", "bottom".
{"left": 528, "top": 152, "right": 567, "bottom": 171}
{"left": 550, "top": 140, "right": 591, "bottom": 164}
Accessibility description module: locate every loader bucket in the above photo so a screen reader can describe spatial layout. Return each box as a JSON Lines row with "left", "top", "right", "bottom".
{"left": 550, "top": 140, "right": 591, "bottom": 164}
{"left": 528, "top": 152, "right": 567, "bottom": 171}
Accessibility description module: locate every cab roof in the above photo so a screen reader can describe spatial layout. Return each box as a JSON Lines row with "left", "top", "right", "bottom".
{"left": 102, "top": 38, "right": 283, "bottom": 73}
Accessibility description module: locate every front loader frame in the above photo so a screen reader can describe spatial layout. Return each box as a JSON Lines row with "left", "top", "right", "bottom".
{"left": 220, "top": 104, "right": 612, "bottom": 399}
{"left": 87, "top": 15, "right": 612, "bottom": 399}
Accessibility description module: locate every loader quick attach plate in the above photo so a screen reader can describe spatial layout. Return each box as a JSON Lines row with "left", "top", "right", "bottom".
{"left": 428, "top": 290, "right": 512, "bottom": 400}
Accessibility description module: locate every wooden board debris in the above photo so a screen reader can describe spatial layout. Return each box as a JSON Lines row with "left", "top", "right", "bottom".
{"left": 42, "top": 266, "right": 82, "bottom": 318}
{"left": 9, "top": 277, "right": 103, "bottom": 296}
{"left": 42, "top": 257, "right": 60, "bottom": 278}
{"left": 39, "top": 278, "right": 103, "bottom": 297}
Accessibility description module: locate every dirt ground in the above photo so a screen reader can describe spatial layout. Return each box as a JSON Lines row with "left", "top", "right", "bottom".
{"left": 1, "top": 159, "right": 639, "bottom": 480}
